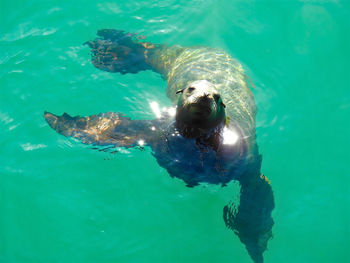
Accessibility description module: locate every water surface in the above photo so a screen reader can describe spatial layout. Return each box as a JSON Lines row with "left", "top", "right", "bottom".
{"left": 1, "top": 1, "right": 349, "bottom": 262}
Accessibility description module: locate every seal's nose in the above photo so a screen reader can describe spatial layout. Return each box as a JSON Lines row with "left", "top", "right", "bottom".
{"left": 197, "top": 93, "right": 214, "bottom": 106}
{"left": 188, "top": 94, "right": 213, "bottom": 119}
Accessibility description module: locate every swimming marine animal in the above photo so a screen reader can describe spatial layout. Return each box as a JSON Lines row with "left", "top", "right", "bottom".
{"left": 44, "top": 29, "right": 274, "bottom": 262}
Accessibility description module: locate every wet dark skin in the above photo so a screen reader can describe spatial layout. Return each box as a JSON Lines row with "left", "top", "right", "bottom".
{"left": 45, "top": 29, "right": 274, "bottom": 263}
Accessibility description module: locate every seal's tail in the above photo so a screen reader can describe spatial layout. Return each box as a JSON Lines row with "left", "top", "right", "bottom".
{"left": 84, "top": 29, "right": 154, "bottom": 74}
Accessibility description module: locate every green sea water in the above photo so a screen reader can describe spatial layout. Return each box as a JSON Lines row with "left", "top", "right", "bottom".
{"left": 1, "top": 0, "right": 349, "bottom": 262}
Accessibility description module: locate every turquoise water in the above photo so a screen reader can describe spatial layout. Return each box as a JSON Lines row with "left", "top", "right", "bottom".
{"left": 1, "top": 0, "right": 349, "bottom": 262}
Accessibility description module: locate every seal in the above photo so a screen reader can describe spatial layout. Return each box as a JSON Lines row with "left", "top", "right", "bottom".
{"left": 44, "top": 29, "right": 274, "bottom": 263}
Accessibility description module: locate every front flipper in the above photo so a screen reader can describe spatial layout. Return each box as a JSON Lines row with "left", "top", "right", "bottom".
{"left": 84, "top": 29, "right": 153, "bottom": 74}
{"left": 44, "top": 111, "right": 156, "bottom": 148}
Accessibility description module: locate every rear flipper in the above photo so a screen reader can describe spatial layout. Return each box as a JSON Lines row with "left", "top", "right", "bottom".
{"left": 84, "top": 29, "right": 154, "bottom": 74}
{"left": 44, "top": 111, "right": 156, "bottom": 147}
{"left": 223, "top": 173, "right": 275, "bottom": 263}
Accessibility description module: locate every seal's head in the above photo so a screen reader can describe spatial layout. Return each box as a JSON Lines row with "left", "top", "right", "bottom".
{"left": 175, "top": 80, "right": 226, "bottom": 138}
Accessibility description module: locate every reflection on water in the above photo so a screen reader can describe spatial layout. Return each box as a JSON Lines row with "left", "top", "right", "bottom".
{"left": 150, "top": 101, "right": 162, "bottom": 118}
{"left": 223, "top": 127, "right": 239, "bottom": 145}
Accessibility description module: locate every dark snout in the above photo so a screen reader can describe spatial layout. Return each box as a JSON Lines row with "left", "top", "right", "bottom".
{"left": 177, "top": 93, "right": 219, "bottom": 130}
{"left": 187, "top": 94, "right": 215, "bottom": 119}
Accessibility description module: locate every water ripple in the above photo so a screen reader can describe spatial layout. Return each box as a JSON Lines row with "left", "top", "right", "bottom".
{"left": 21, "top": 143, "right": 47, "bottom": 151}
{"left": 1, "top": 24, "right": 57, "bottom": 42}
{"left": 97, "top": 2, "right": 122, "bottom": 14}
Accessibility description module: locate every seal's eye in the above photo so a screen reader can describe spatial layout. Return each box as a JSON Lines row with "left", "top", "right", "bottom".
{"left": 188, "top": 87, "right": 196, "bottom": 92}
{"left": 213, "top": 94, "right": 220, "bottom": 101}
